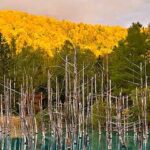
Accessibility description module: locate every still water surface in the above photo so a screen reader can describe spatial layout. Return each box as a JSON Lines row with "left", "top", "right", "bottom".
{"left": 0, "top": 132, "right": 150, "bottom": 150}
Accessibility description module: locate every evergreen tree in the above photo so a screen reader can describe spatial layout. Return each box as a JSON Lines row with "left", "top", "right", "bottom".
{"left": 110, "top": 22, "right": 149, "bottom": 94}
{"left": 0, "top": 32, "right": 11, "bottom": 78}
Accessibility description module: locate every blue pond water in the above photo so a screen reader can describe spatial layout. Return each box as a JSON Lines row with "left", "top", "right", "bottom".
{"left": 0, "top": 132, "right": 150, "bottom": 149}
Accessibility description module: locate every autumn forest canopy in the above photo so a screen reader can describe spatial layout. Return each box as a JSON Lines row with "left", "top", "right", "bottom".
{"left": 0, "top": 10, "right": 150, "bottom": 95}
{"left": 0, "top": 10, "right": 127, "bottom": 56}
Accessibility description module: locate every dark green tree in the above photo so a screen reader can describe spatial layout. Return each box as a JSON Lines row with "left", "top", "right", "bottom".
{"left": 51, "top": 40, "right": 97, "bottom": 96}
{"left": 0, "top": 33, "right": 12, "bottom": 78}
{"left": 109, "top": 22, "right": 150, "bottom": 94}
{"left": 14, "top": 46, "right": 51, "bottom": 87}
{"left": 51, "top": 40, "right": 96, "bottom": 79}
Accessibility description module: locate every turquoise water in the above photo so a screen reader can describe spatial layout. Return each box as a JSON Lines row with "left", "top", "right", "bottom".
{"left": 0, "top": 132, "right": 150, "bottom": 149}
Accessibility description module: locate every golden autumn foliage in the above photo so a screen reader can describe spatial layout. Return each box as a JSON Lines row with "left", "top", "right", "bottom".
{"left": 0, "top": 10, "right": 127, "bottom": 56}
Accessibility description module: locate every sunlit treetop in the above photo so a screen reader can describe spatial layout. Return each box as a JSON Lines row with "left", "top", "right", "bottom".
{"left": 0, "top": 10, "right": 127, "bottom": 56}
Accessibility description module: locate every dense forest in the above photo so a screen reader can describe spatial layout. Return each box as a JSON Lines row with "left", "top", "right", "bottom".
{"left": 0, "top": 11, "right": 150, "bottom": 92}
{"left": 1, "top": 10, "right": 150, "bottom": 149}
{"left": 0, "top": 10, "right": 126, "bottom": 56}
{"left": 0, "top": 10, "right": 127, "bottom": 87}
{"left": 0, "top": 11, "right": 150, "bottom": 128}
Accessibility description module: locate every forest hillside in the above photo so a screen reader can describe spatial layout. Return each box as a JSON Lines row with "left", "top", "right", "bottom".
{"left": 0, "top": 10, "right": 127, "bottom": 56}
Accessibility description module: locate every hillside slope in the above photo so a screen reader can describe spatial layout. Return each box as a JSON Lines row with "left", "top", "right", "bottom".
{"left": 0, "top": 10, "right": 127, "bottom": 56}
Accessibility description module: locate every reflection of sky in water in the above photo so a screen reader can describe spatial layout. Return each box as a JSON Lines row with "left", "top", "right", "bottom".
{"left": 0, "top": 132, "right": 150, "bottom": 150}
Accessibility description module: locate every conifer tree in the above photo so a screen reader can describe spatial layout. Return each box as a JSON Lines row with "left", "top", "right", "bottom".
{"left": 110, "top": 22, "right": 149, "bottom": 94}
{"left": 0, "top": 32, "right": 11, "bottom": 78}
